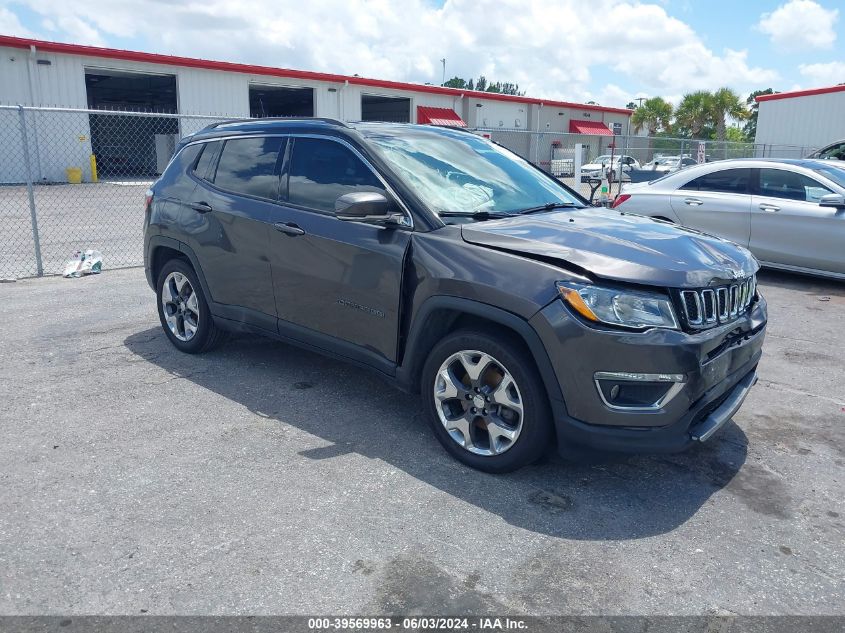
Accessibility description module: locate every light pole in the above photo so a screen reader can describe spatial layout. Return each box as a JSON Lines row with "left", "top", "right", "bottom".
{"left": 440, "top": 58, "right": 446, "bottom": 86}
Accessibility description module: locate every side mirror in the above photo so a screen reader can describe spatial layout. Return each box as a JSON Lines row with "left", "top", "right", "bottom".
{"left": 335, "top": 191, "right": 401, "bottom": 224}
{"left": 819, "top": 193, "right": 845, "bottom": 209}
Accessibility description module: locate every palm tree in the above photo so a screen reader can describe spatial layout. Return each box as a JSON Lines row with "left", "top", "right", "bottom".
{"left": 710, "top": 87, "right": 748, "bottom": 142}
{"left": 675, "top": 91, "right": 713, "bottom": 139}
{"left": 631, "top": 97, "right": 673, "bottom": 162}
{"left": 630, "top": 97, "right": 673, "bottom": 136}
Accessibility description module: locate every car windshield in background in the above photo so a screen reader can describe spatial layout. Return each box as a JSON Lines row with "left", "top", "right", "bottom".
{"left": 363, "top": 128, "right": 582, "bottom": 216}
{"left": 814, "top": 165, "right": 845, "bottom": 189}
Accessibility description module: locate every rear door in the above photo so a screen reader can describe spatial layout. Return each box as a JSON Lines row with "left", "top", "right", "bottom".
{"left": 184, "top": 136, "right": 286, "bottom": 326}
{"left": 750, "top": 167, "right": 845, "bottom": 273}
{"left": 669, "top": 167, "right": 752, "bottom": 246}
{"left": 268, "top": 135, "right": 412, "bottom": 366}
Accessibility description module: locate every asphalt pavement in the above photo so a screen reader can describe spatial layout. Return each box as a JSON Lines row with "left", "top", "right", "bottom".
{"left": 1, "top": 268, "right": 843, "bottom": 615}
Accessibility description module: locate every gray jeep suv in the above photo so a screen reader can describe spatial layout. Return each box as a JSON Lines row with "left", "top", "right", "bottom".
{"left": 144, "top": 119, "right": 766, "bottom": 472}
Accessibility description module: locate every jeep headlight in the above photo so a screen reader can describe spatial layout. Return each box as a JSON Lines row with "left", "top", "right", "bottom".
{"left": 557, "top": 282, "right": 679, "bottom": 330}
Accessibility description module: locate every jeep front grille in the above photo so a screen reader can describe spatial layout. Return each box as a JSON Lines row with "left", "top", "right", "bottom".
{"left": 678, "top": 276, "right": 756, "bottom": 328}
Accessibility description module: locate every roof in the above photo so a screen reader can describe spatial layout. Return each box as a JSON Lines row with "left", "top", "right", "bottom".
{"left": 416, "top": 106, "right": 466, "bottom": 127}
{"left": 569, "top": 120, "right": 613, "bottom": 135}
{"left": 0, "top": 34, "right": 632, "bottom": 116}
{"left": 756, "top": 85, "right": 845, "bottom": 103}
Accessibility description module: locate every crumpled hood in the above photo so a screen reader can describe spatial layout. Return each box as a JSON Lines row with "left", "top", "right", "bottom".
{"left": 460, "top": 208, "right": 759, "bottom": 288}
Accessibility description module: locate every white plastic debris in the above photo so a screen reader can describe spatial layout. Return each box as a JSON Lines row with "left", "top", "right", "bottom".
{"left": 62, "top": 250, "right": 103, "bottom": 278}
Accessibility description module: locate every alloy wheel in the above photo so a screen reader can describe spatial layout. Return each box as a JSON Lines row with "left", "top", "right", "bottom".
{"left": 433, "top": 350, "right": 524, "bottom": 456}
{"left": 161, "top": 271, "right": 200, "bottom": 342}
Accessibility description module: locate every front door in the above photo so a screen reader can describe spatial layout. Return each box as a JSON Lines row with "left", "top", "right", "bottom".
{"left": 268, "top": 136, "right": 411, "bottom": 365}
{"left": 751, "top": 167, "right": 845, "bottom": 274}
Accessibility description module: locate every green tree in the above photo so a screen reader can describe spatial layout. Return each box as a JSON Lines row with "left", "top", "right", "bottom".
{"left": 631, "top": 97, "right": 674, "bottom": 162}
{"left": 675, "top": 91, "right": 714, "bottom": 139}
{"left": 744, "top": 88, "right": 776, "bottom": 141}
{"left": 443, "top": 76, "right": 468, "bottom": 89}
{"left": 630, "top": 97, "right": 673, "bottom": 136}
{"left": 475, "top": 75, "right": 488, "bottom": 92}
{"left": 625, "top": 101, "right": 637, "bottom": 110}
{"left": 710, "top": 87, "right": 748, "bottom": 142}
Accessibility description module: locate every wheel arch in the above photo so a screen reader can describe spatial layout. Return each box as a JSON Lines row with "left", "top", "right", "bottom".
{"left": 396, "top": 296, "right": 563, "bottom": 409}
{"left": 147, "top": 236, "right": 214, "bottom": 306}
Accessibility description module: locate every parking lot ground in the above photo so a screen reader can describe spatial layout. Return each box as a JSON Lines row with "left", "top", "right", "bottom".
{"left": 1, "top": 268, "right": 843, "bottom": 615}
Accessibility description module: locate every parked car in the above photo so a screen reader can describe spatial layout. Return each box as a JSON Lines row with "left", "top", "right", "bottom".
{"left": 615, "top": 158, "right": 845, "bottom": 279}
{"left": 641, "top": 156, "right": 699, "bottom": 174}
{"left": 807, "top": 139, "right": 845, "bottom": 161}
{"left": 580, "top": 154, "right": 640, "bottom": 182}
{"left": 144, "top": 120, "right": 766, "bottom": 472}
{"left": 628, "top": 156, "right": 700, "bottom": 183}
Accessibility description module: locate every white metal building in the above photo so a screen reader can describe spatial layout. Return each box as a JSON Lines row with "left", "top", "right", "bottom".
{"left": 755, "top": 85, "right": 845, "bottom": 151}
{"left": 0, "top": 35, "right": 631, "bottom": 183}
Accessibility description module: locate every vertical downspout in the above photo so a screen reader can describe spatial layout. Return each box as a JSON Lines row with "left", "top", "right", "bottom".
{"left": 25, "top": 45, "right": 44, "bottom": 180}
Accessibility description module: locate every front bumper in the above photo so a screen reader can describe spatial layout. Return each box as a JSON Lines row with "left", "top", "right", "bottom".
{"left": 529, "top": 294, "right": 767, "bottom": 453}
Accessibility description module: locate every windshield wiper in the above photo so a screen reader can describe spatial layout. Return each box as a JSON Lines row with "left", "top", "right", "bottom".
{"left": 439, "top": 210, "right": 511, "bottom": 220}
{"left": 515, "top": 202, "right": 585, "bottom": 215}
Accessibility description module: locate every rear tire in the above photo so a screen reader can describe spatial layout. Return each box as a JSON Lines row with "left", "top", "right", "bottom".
{"left": 421, "top": 329, "right": 553, "bottom": 473}
{"left": 156, "top": 258, "right": 226, "bottom": 354}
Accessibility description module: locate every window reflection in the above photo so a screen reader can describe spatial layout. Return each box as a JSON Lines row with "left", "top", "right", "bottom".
{"left": 214, "top": 137, "right": 285, "bottom": 200}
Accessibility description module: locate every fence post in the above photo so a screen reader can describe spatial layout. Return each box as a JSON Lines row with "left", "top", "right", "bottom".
{"left": 18, "top": 105, "right": 43, "bottom": 277}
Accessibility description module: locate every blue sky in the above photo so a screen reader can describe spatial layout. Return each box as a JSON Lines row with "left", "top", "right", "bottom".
{"left": 1, "top": 0, "right": 842, "bottom": 107}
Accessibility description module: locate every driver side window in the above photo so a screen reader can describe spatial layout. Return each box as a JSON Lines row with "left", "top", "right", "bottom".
{"left": 758, "top": 168, "right": 832, "bottom": 203}
{"left": 287, "top": 137, "right": 387, "bottom": 213}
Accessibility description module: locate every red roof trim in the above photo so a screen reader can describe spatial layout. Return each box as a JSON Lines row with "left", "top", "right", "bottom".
{"left": 756, "top": 85, "right": 845, "bottom": 102}
{"left": 569, "top": 119, "right": 613, "bottom": 135}
{"left": 0, "top": 35, "right": 632, "bottom": 116}
{"left": 417, "top": 106, "right": 466, "bottom": 127}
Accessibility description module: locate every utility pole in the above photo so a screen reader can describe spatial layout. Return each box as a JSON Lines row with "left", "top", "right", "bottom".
{"left": 635, "top": 97, "right": 646, "bottom": 108}
{"left": 440, "top": 58, "right": 446, "bottom": 86}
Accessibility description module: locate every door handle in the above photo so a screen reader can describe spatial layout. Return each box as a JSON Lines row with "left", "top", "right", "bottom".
{"left": 684, "top": 198, "right": 703, "bottom": 206}
{"left": 274, "top": 222, "right": 305, "bottom": 236}
{"left": 759, "top": 203, "right": 780, "bottom": 212}
{"left": 188, "top": 201, "right": 213, "bottom": 213}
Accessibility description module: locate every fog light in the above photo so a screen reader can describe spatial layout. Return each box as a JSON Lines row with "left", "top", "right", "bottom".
{"left": 594, "top": 371, "right": 685, "bottom": 411}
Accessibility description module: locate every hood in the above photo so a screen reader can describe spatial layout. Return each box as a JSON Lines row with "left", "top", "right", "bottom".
{"left": 460, "top": 208, "right": 758, "bottom": 288}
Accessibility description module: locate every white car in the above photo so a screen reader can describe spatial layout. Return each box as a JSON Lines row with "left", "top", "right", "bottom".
{"left": 614, "top": 158, "right": 845, "bottom": 279}
{"left": 580, "top": 155, "right": 640, "bottom": 182}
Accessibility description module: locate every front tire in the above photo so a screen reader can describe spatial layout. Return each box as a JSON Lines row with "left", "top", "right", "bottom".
{"left": 421, "top": 329, "right": 553, "bottom": 473}
{"left": 156, "top": 258, "right": 226, "bottom": 354}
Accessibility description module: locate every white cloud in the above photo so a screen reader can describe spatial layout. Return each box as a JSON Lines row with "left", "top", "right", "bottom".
{"left": 758, "top": 0, "right": 839, "bottom": 51}
{"left": 798, "top": 61, "right": 845, "bottom": 86}
{"left": 0, "top": 6, "right": 36, "bottom": 37}
{"left": 5, "top": 0, "right": 780, "bottom": 107}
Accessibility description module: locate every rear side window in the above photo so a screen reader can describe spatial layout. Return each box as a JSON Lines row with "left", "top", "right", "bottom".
{"left": 680, "top": 168, "right": 750, "bottom": 194}
{"left": 759, "top": 168, "right": 831, "bottom": 202}
{"left": 213, "top": 137, "right": 285, "bottom": 200}
{"left": 287, "top": 137, "right": 386, "bottom": 213}
{"left": 193, "top": 141, "right": 221, "bottom": 181}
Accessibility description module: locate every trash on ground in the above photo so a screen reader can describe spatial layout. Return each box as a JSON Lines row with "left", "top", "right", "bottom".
{"left": 818, "top": 296, "right": 831, "bottom": 302}
{"left": 63, "top": 250, "right": 103, "bottom": 278}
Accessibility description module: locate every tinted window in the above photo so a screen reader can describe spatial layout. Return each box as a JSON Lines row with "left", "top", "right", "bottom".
{"left": 819, "top": 143, "right": 845, "bottom": 160}
{"left": 287, "top": 138, "right": 386, "bottom": 212}
{"left": 681, "top": 168, "right": 750, "bottom": 194}
{"left": 193, "top": 141, "right": 221, "bottom": 181}
{"left": 213, "top": 137, "right": 285, "bottom": 200}
{"left": 759, "top": 168, "right": 832, "bottom": 202}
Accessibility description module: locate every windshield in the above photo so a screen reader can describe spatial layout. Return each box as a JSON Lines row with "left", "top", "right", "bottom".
{"left": 592, "top": 155, "right": 615, "bottom": 163}
{"left": 363, "top": 128, "right": 583, "bottom": 215}
{"left": 814, "top": 165, "right": 845, "bottom": 189}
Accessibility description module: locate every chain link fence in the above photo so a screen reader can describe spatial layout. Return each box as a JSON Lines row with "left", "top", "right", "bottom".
{"left": 477, "top": 128, "right": 815, "bottom": 202}
{"left": 0, "top": 106, "right": 240, "bottom": 279}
